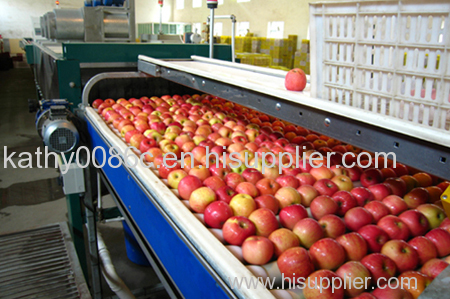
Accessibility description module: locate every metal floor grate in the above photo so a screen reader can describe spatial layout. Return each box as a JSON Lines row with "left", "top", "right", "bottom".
{"left": 0, "top": 222, "right": 91, "bottom": 299}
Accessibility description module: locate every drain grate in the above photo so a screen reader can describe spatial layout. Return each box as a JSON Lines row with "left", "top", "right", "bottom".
{"left": 0, "top": 223, "right": 91, "bottom": 299}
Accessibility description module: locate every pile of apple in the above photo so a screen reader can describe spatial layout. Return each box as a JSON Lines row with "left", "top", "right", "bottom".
{"left": 93, "top": 94, "right": 450, "bottom": 299}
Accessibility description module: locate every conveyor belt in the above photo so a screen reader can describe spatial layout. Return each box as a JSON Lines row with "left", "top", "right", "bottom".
{"left": 0, "top": 223, "right": 90, "bottom": 299}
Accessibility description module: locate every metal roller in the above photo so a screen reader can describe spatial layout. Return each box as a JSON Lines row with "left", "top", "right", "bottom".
{"left": 54, "top": 8, "right": 85, "bottom": 40}
{"left": 46, "top": 11, "right": 57, "bottom": 40}
{"left": 104, "top": 14, "right": 129, "bottom": 38}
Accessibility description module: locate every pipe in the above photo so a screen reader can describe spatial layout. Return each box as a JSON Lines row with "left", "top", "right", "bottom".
{"left": 209, "top": 8, "right": 215, "bottom": 59}
{"left": 97, "top": 229, "right": 136, "bottom": 299}
{"left": 207, "top": 14, "right": 236, "bottom": 63}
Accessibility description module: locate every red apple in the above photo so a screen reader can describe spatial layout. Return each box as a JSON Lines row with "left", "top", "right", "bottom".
{"left": 378, "top": 215, "right": 410, "bottom": 241}
{"left": 309, "top": 166, "right": 334, "bottom": 180}
{"left": 360, "top": 168, "right": 383, "bottom": 188}
{"left": 368, "top": 183, "right": 392, "bottom": 201}
{"left": 292, "top": 218, "right": 324, "bottom": 248}
{"left": 309, "top": 238, "right": 346, "bottom": 270}
{"left": 399, "top": 210, "right": 430, "bottom": 237}
{"left": 403, "top": 187, "right": 430, "bottom": 209}
{"left": 364, "top": 201, "right": 391, "bottom": 222}
{"left": 351, "top": 187, "right": 375, "bottom": 206}
{"left": 215, "top": 185, "right": 237, "bottom": 204}
{"left": 421, "top": 258, "right": 449, "bottom": 279}
{"left": 384, "top": 177, "right": 407, "bottom": 197}
{"left": 253, "top": 194, "right": 279, "bottom": 215}
{"left": 336, "top": 232, "right": 368, "bottom": 261}
{"left": 336, "top": 261, "right": 371, "bottom": 297}
{"left": 381, "top": 240, "right": 419, "bottom": 273}
{"left": 297, "top": 184, "right": 319, "bottom": 207}
{"left": 277, "top": 247, "right": 314, "bottom": 283}
{"left": 242, "top": 168, "right": 264, "bottom": 185}
{"left": 248, "top": 208, "right": 279, "bottom": 237}
{"left": 235, "top": 182, "right": 259, "bottom": 198}
{"left": 255, "top": 178, "right": 281, "bottom": 196}
{"left": 242, "top": 236, "right": 274, "bottom": 265}
{"left": 310, "top": 195, "right": 339, "bottom": 220}
{"left": 425, "top": 228, "right": 450, "bottom": 257}
{"left": 408, "top": 236, "right": 438, "bottom": 265}
{"left": 345, "top": 207, "right": 374, "bottom": 232}
{"left": 313, "top": 178, "right": 339, "bottom": 197}
{"left": 285, "top": 68, "right": 307, "bottom": 91}
{"left": 224, "top": 172, "right": 245, "bottom": 190}
{"left": 318, "top": 214, "right": 346, "bottom": 239}
{"left": 372, "top": 282, "right": 413, "bottom": 299}
{"left": 275, "top": 175, "right": 300, "bottom": 189}
{"left": 332, "top": 190, "right": 358, "bottom": 216}
{"left": 440, "top": 218, "right": 450, "bottom": 233}
{"left": 361, "top": 253, "right": 397, "bottom": 286}
{"left": 303, "top": 270, "right": 344, "bottom": 299}
{"left": 204, "top": 201, "right": 233, "bottom": 228}
{"left": 358, "top": 225, "right": 390, "bottom": 253}
{"left": 222, "top": 216, "right": 256, "bottom": 246}
{"left": 382, "top": 195, "right": 408, "bottom": 215}
{"left": 268, "top": 228, "right": 300, "bottom": 257}
{"left": 177, "top": 175, "right": 203, "bottom": 201}
{"left": 296, "top": 173, "right": 316, "bottom": 186}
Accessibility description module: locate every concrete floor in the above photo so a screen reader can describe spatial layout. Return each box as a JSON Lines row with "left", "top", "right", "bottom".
{"left": 0, "top": 66, "right": 169, "bottom": 298}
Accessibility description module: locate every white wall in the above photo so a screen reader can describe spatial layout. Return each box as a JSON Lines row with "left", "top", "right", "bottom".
{"left": 0, "top": 0, "right": 84, "bottom": 38}
{"left": 135, "top": 0, "right": 174, "bottom": 24}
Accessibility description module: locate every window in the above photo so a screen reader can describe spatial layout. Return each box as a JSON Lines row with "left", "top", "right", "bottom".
{"left": 214, "top": 22, "right": 223, "bottom": 36}
{"left": 267, "top": 21, "right": 284, "bottom": 38}
{"left": 176, "top": 0, "right": 184, "bottom": 9}
{"left": 237, "top": 21, "right": 250, "bottom": 36}
{"left": 193, "top": 0, "right": 202, "bottom": 8}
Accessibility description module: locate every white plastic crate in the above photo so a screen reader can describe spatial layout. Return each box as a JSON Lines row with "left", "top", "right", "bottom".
{"left": 310, "top": 0, "right": 450, "bottom": 132}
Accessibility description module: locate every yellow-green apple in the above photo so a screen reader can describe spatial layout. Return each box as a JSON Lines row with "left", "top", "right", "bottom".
{"left": 275, "top": 175, "right": 299, "bottom": 189}
{"left": 440, "top": 218, "right": 450, "bottom": 233}
{"left": 279, "top": 204, "right": 308, "bottom": 230}
{"left": 192, "top": 134, "right": 206, "bottom": 145}
{"left": 331, "top": 175, "right": 353, "bottom": 192}
{"left": 203, "top": 201, "right": 233, "bottom": 229}
{"left": 143, "top": 129, "right": 163, "bottom": 143}
{"left": 361, "top": 253, "right": 397, "bottom": 286}
{"left": 336, "top": 232, "right": 368, "bottom": 261}
{"left": 237, "top": 149, "right": 254, "bottom": 164}
{"left": 189, "top": 186, "right": 217, "bottom": 213}
{"left": 222, "top": 216, "right": 256, "bottom": 246}
{"left": 403, "top": 187, "right": 430, "bottom": 209}
{"left": 368, "top": 183, "right": 392, "bottom": 201}
{"left": 159, "top": 139, "right": 174, "bottom": 151}
{"left": 162, "top": 143, "right": 181, "bottom": 159}
{"left": 167, "top": 169, "right": 188, "bottom": 189}
{"left": 360, "top": 168, "right": 383, "bottom": 188}
{"left": 256, "top": 178, "right": 281, "bottom": 196}
{"left": 292, "top": 218, "right": 324, "bottom": 248}
{"left": 358, "top": 223, "right": 390, "bottom": 253}
{"left": 336, "top": 261, "right": 371, "bottom": 297}
{"left": 384, "top": 177, "right": 407, "bottom": 197}
{"left": 188, "top": 165, "right": 211, "bottom": 182}
{"left": 215, "top": 185, "right": 237, "bottom": 204}
{"left": 178, "top": 175, "right": 203, "bottom": 200}
{"left": 309, "top": 238, "right": 346, "bottom": 270}
{"left": 274, "top": 186, "right": 302, "bottom": 209}
{"left": 372, "top": 281, "right": 414, "bottom": 299}
{"left": 248, "top": 208, "right": 279, "bottom": 237}
{"left": 351, "top": 187, "right": 374, "bottom": 207}
{"left": 416, "top": 203, "right": 446, "bottom": 229}
{"left": 425, "top": 228, "right": 450, "bottom": 257}
{"left": 303, "top": 269, "right": 344, "bottom": 299}
{"left": 310, "top": 195, "right": 338, "bottom": 220}
{"left": 377, "top": 215, "right": 410, "bottom": 241}
{"left": 381, "top": 240, "right": 419, "bottom": 273}
{"left": 399, "top": 210, "right": 429, "bottom": 237}
{"left": 398, "top": 271, "right": 432, "bottom": 299}
{"left": 313, "top": 179, "right": 339, "bottom": 197}
{"left": 245, "top": 129, "right": 259, "bottom": 142}
{"left": 241, "top": 236, "right": 273, "bottom": 265}
{"left": 203, "top": 176, "right": 226, "bottom": 192}
{"left": 364, "top": 200, "right": 390, "bottom": 223}
{"left": 242, "top": 168, "right": 264, "bottom": 185}
{"left": 229, "top": 194, "right": 257, "bottom": 217}
{"left": 332, "top": 190, "right": 357, "bottom": 216}
{"left": 319, "top": 214, "right": 346, "bottom": 239}
{"left": 382, "top": 195, "right": 408, "bottom": 215}
{"left": 254, "top": 195, "right": 279, "bottom": 215}
{"left": 408, "top": 236, "right": 438, "bottom": 265}
{"left": 235, "top": 182, "right": 259, "bottom": 198}
{"left": 297, "top": 185, "right": 319, "bottom": 207}
{"left": 277, "top": 247, "right": 314, "bottom": 282}
{"left": 421, "top": 258, "right": 449, "bottom": 279}
{"left": 268, "top": 228, "right": 300, "bottom": 257}
{"left": 309, "top": 166, "right": 334, "bottom": 180}
{"left": 224, "top": 172, "right": 245, "bottom": 190}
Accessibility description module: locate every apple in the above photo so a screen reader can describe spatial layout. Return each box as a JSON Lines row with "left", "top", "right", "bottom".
{"left": 421, "top": 258, "right": 449, "bottom": 279}
{"left": 336, "top": 232, "right": 368, "bottom": 261}
{"left": 303, "top": 270, "right": 344, "bottom": 299}
{"left": 332, "top": 190, "right": 358, "bottom": 216}
{"left": 235, "top": 182, "right": 259, "bottom": 198}
{"left": 351, "top": 187, "right": 375, "bottom": 206}
{"left": 222, "top": 216, "right": 256, "bottom": 246}
{"left": 313, "top": 178, "right": 339, "bottom": 197}
{"left": 203, "top": 176, "right": 226, "bottom": 192}
{"left": 92, "top": 99, "right": 104, "bottom": 108}
{"left": 336, "top": 261, "right": 371, "bottom": 297}
{"left": 215, "top": 185, "right": 237, "bottom": 204}
{"left": 275, "top": 175, "right": 300, "bottom": 189}
{"left": 255, "top": 178, "right": 281, "bottom": 196}
{"left": 297, "top": 184, "right": 319, "bottom": 207}
{"left": 167, "top": 169, "right": 188, "bottom": 189}
{"left": 248, "top": 208, "right": 279, "bottom": 237}
{"left": 381, "top": 240, "right": 419, "bottom": 273}
{"left": 384, "top": 177, "right": 407, "bottom": 197}
{"left": 398, "top": 271, "right": 432, "bottom": 299}
{"left": 274, "top": 186, "right": 302, "bottom": 209}
{"left": 318, "top": 214, "right": 346, "bottom": 239}
{"left": 189, "top": 186, "right": 217, "bottom": 213}
{"left": 382, "top": 195, "right": 408, "bottom": 215}
{"left": 425, "top": 228, "right": 450, "bottom": 257}
{"left": 139, "top": 138, "right": 157, "bottom": 153}
{"left": 188, "top": 165, "right": 211, "bottom": 182}
{"left": 345, "top": 207, "right": 374, "bottom": 232}
{"left": 242, "top": 168, "right": 264, "bottom": 185}
{"left": 352, "top": 293, "right": 376, "bottom": 299}
{"left": 309, "top": 166, "right": 334, "bottom": 181}
{"left": 426, "top": 186, "right": 443, "bottom": 203}
{"left": 296, "top": 173, "right": 316, "bottom": 186}
{"left": 209, "top": 164, "right": 231, "bottom": 179}
{"left": 408, "top": 236, "right": 438, "bottom": 265}
{"left": 416, "top": 203, "right": 446, "bottom": 229}
{"left": 358, "top": 225, "right": 390, "bottom": 253}
{"left": 278, "top": 204, "right": 308, "bottom": 230}
{"left": 229, "top": 194, "right": 257, "bottom": 217}
{"left": 292, "top": 218, "right": 324, "bottom": 248}
{"left": 368, "top": 183, "right": 392, "bottom": 201}
{"left": 268, "top": 228, "right": 300, "bottom": 257}
{"left": 440, "top": 218, "right": 450, "bottom": 233}
{"left": 310, "top": 195, "right": 339, "bottom": 220}
{"left": 242, "top": 236, "right": 274, "bottom": 265}
{"left": 372, "top": 282, "right": 414, "bottom": 299}
{"left": 398, "top": 210, "right": 429, "bottom": 237}
{"left": 378, "top": 215, "right": 410, "bottom": 241}
{"left": 178, "top": 175, "right": 203, "bottom": 200}
{"left": 360, "top": 168, "right": 384, "bottom": 188}
{"left": 203, "top": 201, "right": 233, "bottom": 229}
{"left": 361, "top": 253, "right": 397, "bottom": 286}
{"left": 331, "top": 175, "right": 353, "bottom": 192}
{"left": 309, "top": 238, "right": 346, "bottom": 270}
{"left": 403, "top": 187, "right": 430, "bottom": 209}
{"left": 413, "top": 172, "right": 433, "bottom": 187}
{"left": 364, "top": 201, "right": 390, "bottom": 222}
{"left": 224, "top": 172, "right": 245, "bottom": 190}
{"left": 277, "top": 247, "right": 315, "bottom": 284}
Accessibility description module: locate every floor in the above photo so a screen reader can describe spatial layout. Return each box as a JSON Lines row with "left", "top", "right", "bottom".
{"left": 0, "top": 65, "right": 169, "bottom": 298}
